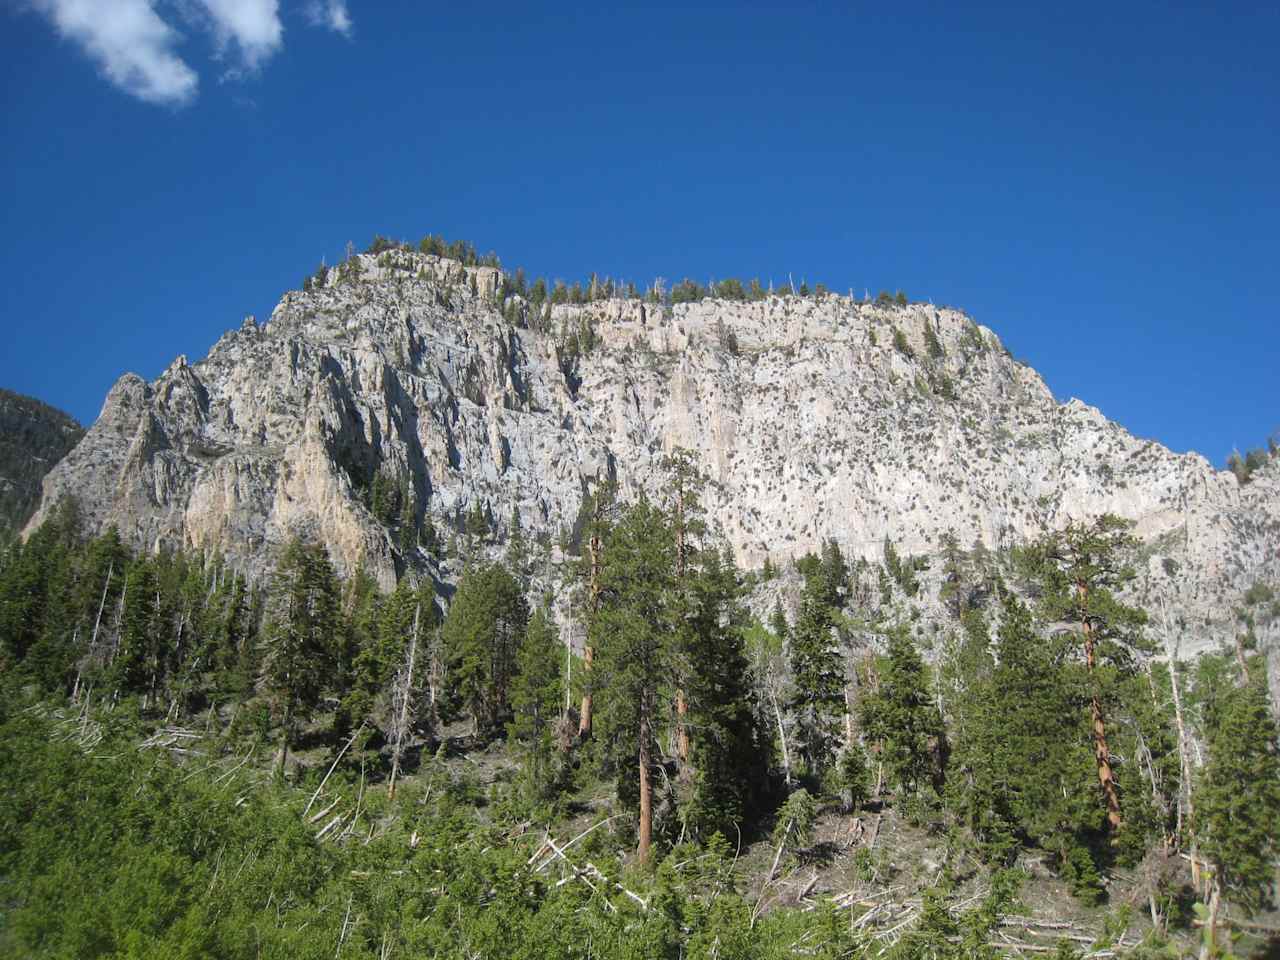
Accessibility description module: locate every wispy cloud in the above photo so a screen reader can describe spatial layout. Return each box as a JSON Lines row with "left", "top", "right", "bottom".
{"left": 305, "top": 0, "right": 352, "bottom": 38}
{"left": 195, "top": 0, "right": 283, "bottom": 74}
{"left": 29, "top": 0, "right": 199, "bottom": 106}
{"left": 28, "top": 0, "right": 318, "bottom": 105}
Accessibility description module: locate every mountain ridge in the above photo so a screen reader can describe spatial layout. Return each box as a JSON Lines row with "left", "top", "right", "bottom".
{"left": 25, "top": 248, "right": 1279, "bottom": 665}
{"left": 0, "top": 387, "right": 84, "bottom": 541}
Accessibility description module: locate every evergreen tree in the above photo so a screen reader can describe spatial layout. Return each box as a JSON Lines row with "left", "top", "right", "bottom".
{"left": 260, "top": 539, "right": 339, "bottom": 776}
{"left": 662, "top": 447, "right": 708, "bottom": 769}
{"left": 591, "top": 498, "right": 673, "bottom": 864}
{"left": 1038, "top": 515, "right": 1150, "bottom": 835}
{"left": 441, "top": 561, "right": 527, "bottom": 737}
{"left": 335, "top": 564, "right": 382, "bottom": 735}
{"left": 836, "top": 741, "right": 872, "bottom": 813}
{"left": 787, "top": 577, "right": 845, "bottom": 784}
{"left": 937, "top": 531, "right": 972, "bottom": 619}
{"left": 206, "top": 569, "right": 254, "bottom": 702}
{"left": 948, "top": 597, "right": 1103, "bottom": 897}
{"left": 463, "top": 499, "right": 490, "bottom": 565}
{"left": 817, "top": 538, "right": 849, "bottom": 609}
{"left": 0, "top": 498, "right": 79, "bottom": 674}
{"left": 859, "top": 626, "right": 945, "bottom": 811}
{"left": 1194, "top": 676, "right": 1280, "bottom": 953}
{"left": 506, "top": 502, "right": 529, "bottom": 586}
{"left": 577, "top": 478, "right": 618, "bottom": 738}
{"left": 508, "top": 604, "right": 566, "bottom": 800}
{"left": 682, "top": 548, "right": 765, "bottom": 838}
{"left": 111, "top": 557, "right": 162, "bottom": 704}
{"left": 769, "top": 599, "right": 788, "bottom": 648}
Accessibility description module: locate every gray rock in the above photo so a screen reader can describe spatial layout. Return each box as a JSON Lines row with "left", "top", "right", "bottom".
{"left": 0, "top": 388, "right": 84, "bottom": 540}
{"left": 25, "top": 252, "right": 1279, "bottom": 672}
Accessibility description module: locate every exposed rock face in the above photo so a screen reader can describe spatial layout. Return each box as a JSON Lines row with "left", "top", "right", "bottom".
{"left": 0, "top": 388, "right": 84, "bottom": 540}
{"left": 27, "top": 251, "right": 1280, "bottom": 660}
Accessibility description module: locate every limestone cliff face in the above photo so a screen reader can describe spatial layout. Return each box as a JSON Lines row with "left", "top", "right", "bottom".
{"left": 27, "top": 250, "right": 1279, "bottom": 655}
{"left": 0, "top": 388, "right": 84, "bottom": 540}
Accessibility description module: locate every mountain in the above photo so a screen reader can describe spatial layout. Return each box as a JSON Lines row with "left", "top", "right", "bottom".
{"left": 0, "top": 388, "right": 84, "bottom": 541}
{"left": 25, "top": 249, "right": 1280, "bottom": 661}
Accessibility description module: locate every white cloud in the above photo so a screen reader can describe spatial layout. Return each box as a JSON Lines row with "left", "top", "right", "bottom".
{"left": 305, "top": 0, "right": 352, "bottom": 38}
{"left": 195, "top": 0, "right": 283, "bottom": 73}
{"left": 30, "top": 0, "right": 199, "bottom": 106}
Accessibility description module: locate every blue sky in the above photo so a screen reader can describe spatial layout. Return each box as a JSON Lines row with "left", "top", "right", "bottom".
{"left": 2, "top": 1, "right": 1276, "bottom": 465}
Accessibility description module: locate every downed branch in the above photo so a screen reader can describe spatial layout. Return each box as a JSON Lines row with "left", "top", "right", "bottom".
{"left": 538, "top": 833, "right": 648, "bottom": 912}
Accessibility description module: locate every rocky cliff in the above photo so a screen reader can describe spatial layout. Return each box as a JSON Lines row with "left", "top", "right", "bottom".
{"left": 26, "top": 250, "right": 1280, "bottom": 661}
{"left": 0, "top": 388, "right": 84, "bottom": 541}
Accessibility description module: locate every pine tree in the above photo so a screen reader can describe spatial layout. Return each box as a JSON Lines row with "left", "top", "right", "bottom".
{"left": 577, "top": 478, "right": 617, "bottom": 738}
{"left": 111, "top": 557, "right": 162, "bottom": 704}
{"left": 1038, "top": 515, "right": 1150, "bottom": 835}
{"left": 207, "top": 570, "right": 254, "bottom": 702}
{"left": 662, "top": 447, "right": 708, "bottom": 769}
{"left": 787, "top": 577, "right": 845, "bottom": 784}
{"left": 859, "top": 626, "right": 945, "bottom": 810}
{"left": 591, "top": 498, "right": 673, "bottom": 864}
{"left": 508, "top": 605, "right": 566, "bottom": 800}
{"left": 260, "top": 539, "right": 339, "bottom": 777}
{"left": 335, "top": 565, "right": 383, "bottom": 735}
{"left": 682, "top": 547, "right": 764, "bottom": 838}
{"left": 463, "top": 499, "right": 489, "bottom": 566}
{"left": 948, "top": 597, "right": 1103, "bottom": 895}
{"left": 441, "top": 561, "right": 527, "bottom": 737}
{"left": 817, "top": 538, "right": 848, "bottom": 610}
{"left": 1194, "top": 676, "right": 1280, "bottom": 954}
{"left": 506, "top": 502, "right": 529, "bottom": 587}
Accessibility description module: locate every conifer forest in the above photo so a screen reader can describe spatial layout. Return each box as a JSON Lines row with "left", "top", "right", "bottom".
{"left": 1, "top": 447, "right": 1277, "bottom": 960}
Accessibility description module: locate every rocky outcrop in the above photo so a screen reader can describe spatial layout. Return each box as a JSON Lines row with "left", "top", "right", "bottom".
{"left": 26, "top": 251, "right": 1280, "bottom": 659}
{"left": 0, "top": 388, "right": 84, "bottom": 540}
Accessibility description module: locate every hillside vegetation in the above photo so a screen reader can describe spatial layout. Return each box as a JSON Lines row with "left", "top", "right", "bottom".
{"left": 2, "top": 458, "right": 1277, "bottom": 958}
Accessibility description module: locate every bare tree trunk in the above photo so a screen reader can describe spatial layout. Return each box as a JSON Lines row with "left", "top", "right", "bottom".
{"left": 90, "top": 561, "right": 113, "bottom": 653}
{"left": 1160, "top": 595, "right": 1197, "bottom": 875}
{"left": 673, "top": 484, "right": 689, "bottom": 766}
{"left": 388, "top": 601, "right": 421, "bottom": 801}
{"left": 771, "top": 688, "right": 793, "bottom": 789}
{"left": 578, "top": 644, "right": 593, "bottom": 738}
{"left": 1199, "top": 876, "right": 1221, "bottom": 960}
{"left": 276, "top": 700, "right": 292, "bottom": 780}
{"left": 767, "top": 819, "right": 792, "bottom": 882}
{"left": 579, "top": 518, "right": 602, "bottom": 738}
{"left": 843, "top": 686, "right": 855, "bottom": 747}
{"left": 564, "top": 632, "right": 573, "bottom": 716}
{"left": 675, "top": 689, "right": 690, "bottom": 766}
{"left": 638, "top": 706, "right": 652, "bottom": 865}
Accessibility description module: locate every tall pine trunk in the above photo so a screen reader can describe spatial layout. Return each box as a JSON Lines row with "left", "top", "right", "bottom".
{"left": 579, "top": 519, "right": 603, "bottom": 738}
{"left": 578, "top": 644, "right": 593, "bottom": 737}
{"left": 675, "top": 689, "right": 690, "bottom": 765}
{"left": 1080, "top": 582, "right": 1123, "bottom": 832}
{"left": 673, "top": 485, "right": 689, "bottom": 767}
{"left": 638, "top": 704, "right": 653, "bottom": 864}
